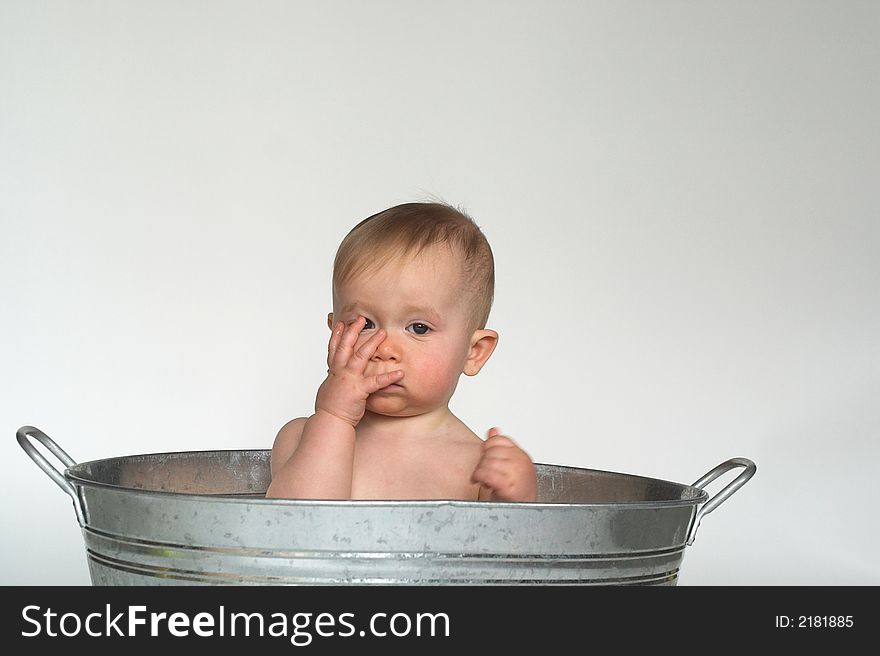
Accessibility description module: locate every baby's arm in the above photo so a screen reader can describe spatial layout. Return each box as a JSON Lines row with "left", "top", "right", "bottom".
{"left": 266, "top": 412, "right": 356, "bottom": 498}
{"left": 472, "top": 427, "right": 537, "bottom": 502}
{"left": 265, "top": 317, "right": 403, "bottom": 499}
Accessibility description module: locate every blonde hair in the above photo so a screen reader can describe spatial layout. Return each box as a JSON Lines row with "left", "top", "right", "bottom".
{"left": 332, "top": 202, "right": 495, "bottom": 330}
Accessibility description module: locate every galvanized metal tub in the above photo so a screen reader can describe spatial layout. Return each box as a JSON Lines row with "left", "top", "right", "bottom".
{"left": 17, "top": 425, "right": 755, "bottom": 585}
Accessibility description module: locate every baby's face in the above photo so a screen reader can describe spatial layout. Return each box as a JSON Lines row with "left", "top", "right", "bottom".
{"left": 331, "top": 245, "right": 478, "bottom": 417}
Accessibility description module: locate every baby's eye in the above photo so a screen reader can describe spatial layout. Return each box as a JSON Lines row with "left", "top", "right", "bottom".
{"left": 407, "top": 323, "right": 431, "bottom": 335}
{"left": 362, "top": 318, "right": 376, "bottom": 330}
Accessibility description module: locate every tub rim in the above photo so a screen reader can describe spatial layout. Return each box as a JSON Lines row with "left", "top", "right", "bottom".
{"left": 63, "top": 447, "right": 711, "bottom": 510}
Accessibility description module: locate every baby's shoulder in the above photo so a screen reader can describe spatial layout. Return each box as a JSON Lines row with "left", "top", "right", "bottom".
{"left": 445, "top": 424, "right": 486, "bottom": 463}
{"left": 450, "top": 417, "right": 485, "bottom": 445}
{"left": 275, "top": 416, "right": 308, "bottom": 444}
{"left": 270, "top": 417, "right": 308, "bottom": 476}
{"left": 277, "top": 416, "right": 308, "bottom": 435}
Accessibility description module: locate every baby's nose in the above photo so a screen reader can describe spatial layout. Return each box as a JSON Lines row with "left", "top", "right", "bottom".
{"left": 372, "top": 333, "right": 400, "bottom": 361}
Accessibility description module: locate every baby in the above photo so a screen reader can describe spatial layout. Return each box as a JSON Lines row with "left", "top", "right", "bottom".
{"left": 266, "top": 202, "right": 536, "bottom": 502}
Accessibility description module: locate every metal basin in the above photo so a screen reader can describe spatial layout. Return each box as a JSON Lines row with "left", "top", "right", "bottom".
{"left": 17, "top": 425, "right": 755, "bottom": 585}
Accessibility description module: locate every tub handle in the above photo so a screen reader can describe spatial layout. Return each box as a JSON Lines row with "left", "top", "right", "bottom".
{"left": 686, "top": 457, "right": 756, "bottom": 545}
{"left": 16, "top": 425, "right": 86, "bottom": 525}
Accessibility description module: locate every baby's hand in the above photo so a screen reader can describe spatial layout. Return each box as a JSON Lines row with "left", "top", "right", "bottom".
{"left": 315, "top": 316, "right": 404, "bottom": 427}
{"left": 472, "top": 427, "right": 537, "bottom": 502}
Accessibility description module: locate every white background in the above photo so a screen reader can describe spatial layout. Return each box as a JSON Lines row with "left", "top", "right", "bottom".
{"left": 2, "top": 1, "right": 877, "bottom": 585}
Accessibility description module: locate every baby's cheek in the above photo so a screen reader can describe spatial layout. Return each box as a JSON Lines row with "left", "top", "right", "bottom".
{"left": 415, "top": 353, "right": 462, "bottom": 392}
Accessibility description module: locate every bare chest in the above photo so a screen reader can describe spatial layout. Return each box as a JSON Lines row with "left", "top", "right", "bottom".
{"left": 350, "top": 438, "right": 481, "bottom": 501}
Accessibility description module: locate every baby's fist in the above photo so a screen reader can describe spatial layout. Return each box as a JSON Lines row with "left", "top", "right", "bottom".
{"left": 472, "top": 427, "right": 537, "bottom": 502}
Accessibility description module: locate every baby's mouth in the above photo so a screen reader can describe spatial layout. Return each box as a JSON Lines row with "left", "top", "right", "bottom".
{"left": 375, "top": 379, "right": 404, "bottom": 393}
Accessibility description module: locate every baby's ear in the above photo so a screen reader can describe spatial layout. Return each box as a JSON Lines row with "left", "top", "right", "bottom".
{"left": 327, "top": 312, "right": 334, "bottom": 329}
{"left": 464, "top": 329, "right": 498, "bottom": 376}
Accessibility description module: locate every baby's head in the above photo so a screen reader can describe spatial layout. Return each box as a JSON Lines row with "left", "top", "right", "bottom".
{"left": 329, "top": 202, "right": 498, "bottom": 416}
{"left": 332, "top": 202, "right": 494, "bottom": 333}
